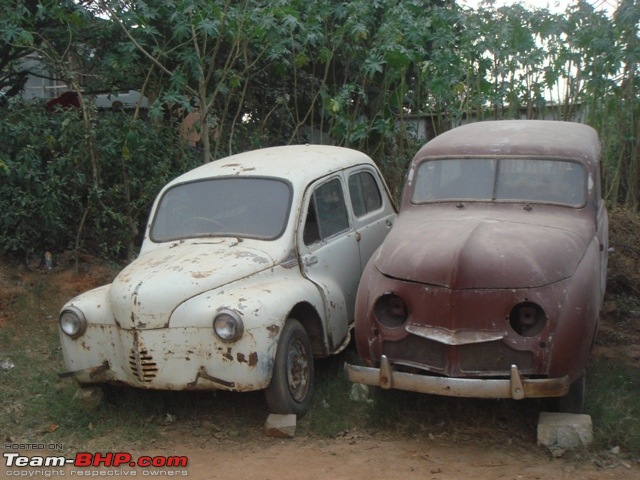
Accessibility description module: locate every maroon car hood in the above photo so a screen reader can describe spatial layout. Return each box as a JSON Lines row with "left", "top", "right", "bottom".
{"left": 375, "top": 208, "right": 594, "bottom": 289}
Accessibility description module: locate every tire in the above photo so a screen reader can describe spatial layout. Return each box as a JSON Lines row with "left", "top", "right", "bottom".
{"left": 555, "top": 371, "right": 585, "bottom": 414}
{"left": 265, "top": 319, "right": 314, "bottom": 416}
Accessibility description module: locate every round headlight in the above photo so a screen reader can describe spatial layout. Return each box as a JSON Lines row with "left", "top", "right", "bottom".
{"left": 59, "top": 307, "right": 87, "bottom": 338}
{"left": 509, "top": 302, "right": 546, "bottom": 337}
{"left": 213, "top": 309, "right": 244, "bottom": 342}
{"left": 374, "top": 293, "right": 408, "bottom": 328}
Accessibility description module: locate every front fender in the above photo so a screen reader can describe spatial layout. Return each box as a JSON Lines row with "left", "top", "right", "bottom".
{"left": 547, "top": 237, "right": 601, "bottom": 381}
{"left": 170, "top": 265, "right": 327, "bottom": 383}
{"left": 61, "top": 284, "right": 115, "bottom": 326}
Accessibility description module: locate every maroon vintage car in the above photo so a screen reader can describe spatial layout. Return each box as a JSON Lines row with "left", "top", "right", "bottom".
{"left": 346, "top": 120, "right": 608, "bottom": 413}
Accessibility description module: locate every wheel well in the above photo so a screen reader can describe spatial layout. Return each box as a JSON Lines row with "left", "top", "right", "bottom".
{"left": 289, "top": 302, "right": 327, "bottom": 357}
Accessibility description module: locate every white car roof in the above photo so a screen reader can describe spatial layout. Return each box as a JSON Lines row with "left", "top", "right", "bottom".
{"left": 167, "top": 145, "right": 376, "bottom": 188}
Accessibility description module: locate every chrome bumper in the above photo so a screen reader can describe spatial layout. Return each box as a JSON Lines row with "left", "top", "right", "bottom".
{"left": 345, "top": 355, "right": 571, "bottom": 399}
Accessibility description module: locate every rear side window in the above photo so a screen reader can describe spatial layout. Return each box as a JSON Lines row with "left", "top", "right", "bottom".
{"left": 349, "top": 171, "right": 382, "bottom": 217}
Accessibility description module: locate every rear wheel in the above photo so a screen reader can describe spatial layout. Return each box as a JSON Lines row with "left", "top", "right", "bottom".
{"left": 265, "top": 319, "right": 314, "bottom": 416}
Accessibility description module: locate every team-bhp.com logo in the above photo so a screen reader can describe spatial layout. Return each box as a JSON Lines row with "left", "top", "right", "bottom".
{"left": 4, "top": 451, "right": 188, "bottom": 476}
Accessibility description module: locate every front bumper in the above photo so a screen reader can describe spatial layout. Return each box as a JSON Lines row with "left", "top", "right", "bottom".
{"left": 345, "top": 355, "right": 570, "bottom": 399}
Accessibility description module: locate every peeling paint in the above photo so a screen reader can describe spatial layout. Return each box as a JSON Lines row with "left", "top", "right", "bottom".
{"left": 192, "top": 271, "right": 214, "bottom": 279}
{"left": 234, "top": 250, "right": 269, "bottom": 264}
{"left": 58, "top": 146, "right": 399, "bottom": 404}
{"left": 248, "top": 352, "right": 258, "bottom": 367}
{"left": 266, "top": 324, "right": 280, "bottom": 338}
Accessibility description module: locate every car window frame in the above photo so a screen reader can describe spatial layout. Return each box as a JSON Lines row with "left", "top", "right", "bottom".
{"left": 348, "top": 169, "right": 384, "bottom": 219}
{"left": 410, "top": 156, "right": 589, "bottom": 209}
{"left": 302, "top": 175, "right": 353, "bottom": 247}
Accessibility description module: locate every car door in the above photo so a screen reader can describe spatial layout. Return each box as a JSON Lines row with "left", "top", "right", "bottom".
{"left": 346, "top": 167, "right": 397, "bottom": 270}
{"left": 298, "top": 175, "right": 361, "bottom": 351}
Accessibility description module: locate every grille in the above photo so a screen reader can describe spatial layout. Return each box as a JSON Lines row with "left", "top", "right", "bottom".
{"left": 129, "top": 348, "right": 158, "bottom": 382}
{"left": 458, "top": 341, "right": 534, "bottom": 374}
{"left": 382, "top": 335, "right": 534, "bottom": 376}
{"left": 382, "top": 335, "right": 447, "bottom": 370}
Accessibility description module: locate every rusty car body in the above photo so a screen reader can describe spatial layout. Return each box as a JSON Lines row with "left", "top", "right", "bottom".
{"left": 346, "top": 120, "right": 608, "bottom": 412}
{"left": 59, "top": 145, "right": 396, "bottom": 415}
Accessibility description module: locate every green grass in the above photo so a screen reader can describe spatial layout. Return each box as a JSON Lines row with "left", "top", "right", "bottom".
{"left": 587, "top": 358, "right": 640, "bottom": 454}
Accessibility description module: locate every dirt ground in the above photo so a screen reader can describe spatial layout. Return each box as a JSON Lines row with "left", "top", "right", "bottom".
{"left": 2, "top": 435, "right": 638, "bottom": 479}
{"left": 1, "top": 258, "right": 640, "bottom": 479}
{"left": 150, "top": 433, "right": 640, "bottom": 479}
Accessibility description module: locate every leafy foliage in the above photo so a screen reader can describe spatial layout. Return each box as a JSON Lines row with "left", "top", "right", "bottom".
{"left": 0, "top": 101, "right": 199, "bottom": 259}
{"left": 0, "top": 0, "right": 639, "bottom": 261}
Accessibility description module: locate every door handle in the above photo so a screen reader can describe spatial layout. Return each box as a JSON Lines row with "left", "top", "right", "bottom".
{"left": 305, "top": 256, "right": 318, "bottom": 266}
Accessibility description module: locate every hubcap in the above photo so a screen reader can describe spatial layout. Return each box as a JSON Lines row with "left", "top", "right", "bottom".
{"left": 287, "top": 337, "right": 310, "bottom": 402}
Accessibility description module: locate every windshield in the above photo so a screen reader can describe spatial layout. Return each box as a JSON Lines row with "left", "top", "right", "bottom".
{"left": 412, "top": 158, "right": 586, "bottom": 206}
{"left": 151, "top": 177, "right": 292, "bottom": 242}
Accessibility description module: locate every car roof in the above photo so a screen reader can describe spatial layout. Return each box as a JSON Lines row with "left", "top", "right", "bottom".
{"left": 413, "top": 120, "right": 600, "bottom": 168}
{"left": 167, "top": 145, "right": 376, "bottom": 187}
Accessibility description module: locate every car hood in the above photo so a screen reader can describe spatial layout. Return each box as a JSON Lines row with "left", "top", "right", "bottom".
{"left": 375, "top": 209, "right": 593, "bottom": 289}
{"left": 109, "top": 239, "right": 277, "bottom": 329}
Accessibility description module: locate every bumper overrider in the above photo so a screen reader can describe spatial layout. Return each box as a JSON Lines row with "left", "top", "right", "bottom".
{"left": 345, "top": 355, "right": 571, "bottom": 399}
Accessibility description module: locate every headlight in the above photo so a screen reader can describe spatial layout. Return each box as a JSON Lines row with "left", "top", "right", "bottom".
{"left": 509, "top": 302, "right": 546, "bottom": 337}
{"left": 374, "top": 293, "right": 408, "bottom": 328}
{"left": 213, "top": 309, "right": 244, "bottom": 342}
{"left": 59, "top": 307, "right": 87, "bottom": 338}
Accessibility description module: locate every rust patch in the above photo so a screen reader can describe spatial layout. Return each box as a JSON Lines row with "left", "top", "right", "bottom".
{"left": 266, "top": 324, "right": 280, "bottom": 338}
{"left": 237, "top": 353, "right": 247, "bottom": 363}
{"left": 192, "top": 271, "right": 213, "bottom": 279}
{"left": 248, "top": 352, "right": 258, "bottom": 367}
{"left": 223, "top": 347, "right": 233, "bottom": 361}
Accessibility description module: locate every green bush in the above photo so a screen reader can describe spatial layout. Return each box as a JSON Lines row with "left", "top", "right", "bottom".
{"left": 0, "top": 101, "right": 200, "bottom": 261}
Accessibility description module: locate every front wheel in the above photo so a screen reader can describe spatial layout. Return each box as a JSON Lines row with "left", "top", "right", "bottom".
{"left": 265, "top": 319, "right": 314, "bottom": 416}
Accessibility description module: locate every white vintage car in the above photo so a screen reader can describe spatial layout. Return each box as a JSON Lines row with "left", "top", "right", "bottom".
{"left": 59, "top": 145, "right": 396, "bottom": 415}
